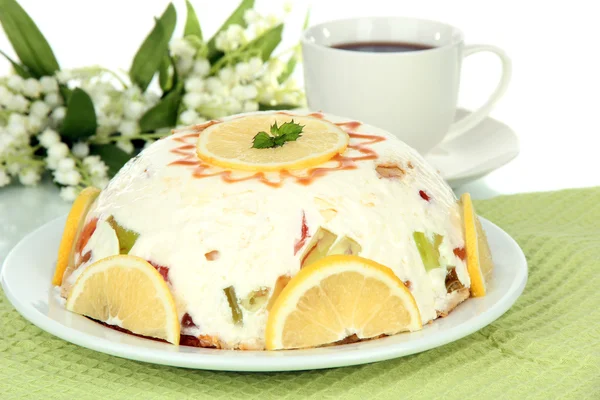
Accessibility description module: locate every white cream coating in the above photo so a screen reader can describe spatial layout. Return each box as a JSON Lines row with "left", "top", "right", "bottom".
{"left": 75, "top": 111, "right": 469, "bottom": 349}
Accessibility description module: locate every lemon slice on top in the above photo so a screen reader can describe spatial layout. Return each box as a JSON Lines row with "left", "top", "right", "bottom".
{"left": 66, "top": 255, "right": 180, "bottom": 344}
{"left": 266, "top": 255, "right": 422, "bottom": 350}
{"left": 196, "top": 114, "right": 350, "bottom": 172}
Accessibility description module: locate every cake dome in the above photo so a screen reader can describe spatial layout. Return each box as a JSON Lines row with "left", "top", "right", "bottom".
{"left": 53, "top": 111, "right": 489, "bottom": 350}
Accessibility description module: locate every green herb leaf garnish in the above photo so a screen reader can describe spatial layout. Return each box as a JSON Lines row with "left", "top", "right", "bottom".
{"left": 251, "top": 120, "right": 304, "bottom": 149}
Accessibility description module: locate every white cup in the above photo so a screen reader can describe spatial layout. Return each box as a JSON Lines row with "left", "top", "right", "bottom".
{"left": 301, "top": 17, "right": 512, "bottom": 154}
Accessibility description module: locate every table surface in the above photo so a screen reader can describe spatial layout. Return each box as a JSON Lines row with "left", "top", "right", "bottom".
{"left": 1, "top": 0, "right": 599, "bottom": 261}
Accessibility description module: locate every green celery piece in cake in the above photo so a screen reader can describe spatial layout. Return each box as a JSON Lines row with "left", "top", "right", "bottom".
{"left": 413, "top": 231, "right": 443, "bottom": 271}
{"left": 106, "top": 215, "right": 140, "bottom": 254}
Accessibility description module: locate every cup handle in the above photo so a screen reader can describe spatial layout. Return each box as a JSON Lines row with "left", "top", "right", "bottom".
{"left": 442, "top": 44, "right": 512, "bottom": 143}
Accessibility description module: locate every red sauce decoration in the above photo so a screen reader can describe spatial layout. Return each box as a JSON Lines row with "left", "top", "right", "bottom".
{"left": 76, "top": 218, "right": 98, "bottom": 254}
{"left": 294, "top": 211, "right": 310, "bottom": 255}
{"left": 148, "top": 261, "right": 170, "bottom": 283}
{"left": 453, "top": 247, "right": 466, "bottom": 261}
{"left": 419, "top": 190, "right": 431, "bottom": 202}
{"left": 181, "top": 313, "right": 198, "bottom": 329}
{"left": 168, "top": 115, "right": 387, "bottom": 187}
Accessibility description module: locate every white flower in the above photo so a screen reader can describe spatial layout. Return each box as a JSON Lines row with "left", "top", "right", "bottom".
{"left": 40, "top": 76, "right": 59, "bottom": 93}
{"left": 54, "top": 169, "right": 81, "bottom": 186}
{"left": 83, "top": 155, "right": 102, "bottom": 168}
{"left": 30, "top": 100, "right": 51, "bottom": 118}
{"left": 27, "top": 115, "right": 44, "bottom": 133}
{"left": 283, "top": 1, "right": 293, "bottom": 13}
{"left": 123, "top": 101, "right": 145, "bottom": 120}
{"left": 59, "top": 186, "right": 77, "bottom": 201}
{"left": 118, "top": 120, "right": 139, "bottom": 137}
{"left": 183, "top": 92, "right": 205, "bottom": 109}
{"left": 7, "top": 115, "right": 28, "bottom": 138}
{"left": 124, "top": 85, "right": 142, "bottom": 100}
{"left": 18, "top": 169, "right": 41, "bottom": 186}
{"left": 218, "top": 67, "right": 237, "bottom": 86}
{"left": 48, "top": 142, "right": 69, "bottom": 160}
{"left": 0, "top": 86, "right": 12, "bottom": 106}
{"left": 44, "top": 93, "right": 62, "bottom": 108}
{"left": 57, "top": 158, "right": 76, "bottom": 171}
{"left": 192, "top": 58, "right": 210, "bottom": 77}
{"left": 215, "top": 24, "right": 247, "bottom": 52}
{"left": 22, "top": 78, "right": 42, "bottom": 98}
{"left": 55, "top": 70, "right": 72, "bottom": 84}
{"left": 179, "top": 109, "right": 201, "bottom": 126}
{"left": 51, "top": 106, "right": 66, "bottom": 123}
{"left": 244, "top": 9, "right": 261, "bottom": 25}
{"left": 87, "top": 159, "right": 108, "bottom": 177}
{"left": 0, "top": 169, "right": 11, "bottom": 187}
{"left": 235, "top": 62, "right": 253, "bottom": 81}
{"left": 7, "top": 94, "right": 29, "bottom": 113}
{"left": 6, "top": 162, "right": 20, "bottom": 175}
{"left": 184, "top": 76, "right": 205, "bottom": 93}
{"left": 206, "top": 77, "right": 226, "bottom": 95}
{"left": 243, "top": 100, "right": 259, "bottom": 113}
{"left": 232, "top": 84, "right": 258, "bottom": 101}
{"left": 248, "top": 57, "right": 263, "bottom": 75}
{"left": 176, "top": 57, "right": 194, "bottom": 75}
{"left": 170, "top": 38, "right": 196, "bottom": 59}
{"left": 7, "top": 75, "right": 24, "bottom": 92}
{"left": 116, "top": 140, "right": 134, "bottom": 154}
{"left": 38, "top": 128, "right": 60, "bottom": 148}
{"left": 72, "top": 142, "right": 90, "bottom": 158}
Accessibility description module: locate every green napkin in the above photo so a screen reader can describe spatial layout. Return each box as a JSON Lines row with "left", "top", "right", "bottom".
{"left": 1, "top": 188, "right": 599, "bottom": 399}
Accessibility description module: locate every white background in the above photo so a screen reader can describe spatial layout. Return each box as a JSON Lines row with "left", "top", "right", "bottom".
{"left": 0, "top": 0, "right": 599, "bottom": 258}
{"left": 2, "top": 0, "right": 599, "bottom": 197}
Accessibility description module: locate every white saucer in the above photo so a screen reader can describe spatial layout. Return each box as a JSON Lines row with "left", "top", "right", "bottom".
{"left": 425, "top": 109, "right": 519, "bottom": 188}
{"left": 1, "top": 215, "right": 527, "bottom": 372}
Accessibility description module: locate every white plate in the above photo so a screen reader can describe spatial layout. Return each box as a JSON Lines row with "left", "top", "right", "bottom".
{"left": 426, "top": 109, "right": 520, "bottom": 188}
{"left": 1, "top": 216, "right": 527, "bottom": 372}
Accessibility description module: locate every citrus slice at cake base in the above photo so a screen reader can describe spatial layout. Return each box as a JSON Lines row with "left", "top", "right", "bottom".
{"left": 66, "top": 255, "right": 180, "bottom": 344}
{"left": 461, "top": 193, "right": 494, "bottom": 297}
{"left": 265, "top": 255, "right": 422, "bottom": 350}
{"left": 52, "top": 187, "right": 101, "bottom": 286}
{"left": 196, "top": 114, "right": 349, "bottom": 171}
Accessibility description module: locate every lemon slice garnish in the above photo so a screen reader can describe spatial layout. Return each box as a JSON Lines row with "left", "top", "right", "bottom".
{"left": 196, "top": 114, "right": 349, "bottom": 172}
{"left": 266, "top": 255, "right": 422, "bottom": 350}
{"left": 460, "top": 193, "right": 494, "bottom": 297}
{"left": 66, "top": 255, "right": 180, "bottom": 344}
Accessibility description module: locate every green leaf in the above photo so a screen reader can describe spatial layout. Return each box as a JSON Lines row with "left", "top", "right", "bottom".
{"left": 302, "top": 7, "right": 311, "bottom": 30}
{"left": 60, "top": 88, "right": 97, "bottom": 140}
{"left": 247, "top": 24, "right": 283, "bottom": 61}
{"left": 278, "top": 52, "right": 297, "bottom": 84}
{"left": 270, "top": 121, "right": 280, "bottom": 136}
{"left": 207, "top": 0, "right": 254, "bottom": 62}
{"left": 251, "top": 132, "right": 274, "bottom": 149}
{"left": 259, "top": 103, "right": 298, "bottom": 111}
{"left": 158, "top": 53, "right": 174, "bottom": 92}
{"left": 0, "top": 0, "right": 60, "bottom": 77}
{"left": 0, "top": 48, "right": 31, "bottom": 78}
{"left": 90, "top": 144, "right": 132, "bottom": 177}
{"left": 278, "top": 120, "right": 304, "bottom": 137}
{"left": 184, "top": 0, "right": 203, "bottom": 40}
{"left": 139, "top": 82, "right": 183, "bottom": 132}
{"left": 129, "top": 3, "right": 176, "bottom": 91}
